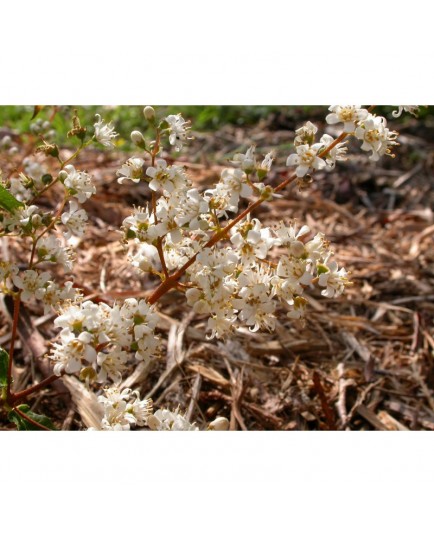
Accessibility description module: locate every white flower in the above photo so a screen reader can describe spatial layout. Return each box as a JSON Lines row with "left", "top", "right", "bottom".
{"left": 121, "top": 205, "right": 159, "bottom": 244}
{"left": 94, "top": 114, "right": 118, "bottom": 148}
{"left": 206, "top": 307, "right": 237, "bottom": 339}
{"left": 12, "top": 270, "right": 51, "bottom": 301}
{"left": 319, "top": 133, "right": 348, "bottom": 169}
{"left": 256, "top": 151, "right": 275, "bottom": 179}
{"left": 326, "top": 105, "right": 369, "bottom": 133}
{"left": 274, "top": 221, "right": 310, "bottom": 257}
{"left": 276, "top": 257, "right": 314, "bottom": 295}
{"left": 355, "top": 114, "right": 399, "bottom": 161}
{"left": 392, "top": 106, "right": 420, "bottom": 118}
{"left": 286, "top": 144, "right": 326, "bottom": 177}
{"left": 163, "top": 236, "right": 200, "bottom": 271}
{"left": 54, "top": 300, "right": 108, "bottom": 335}
{"left": 129, "top": 243, "right": 160, "bottom": 273}
{"left": 286, "top": 296, "right": 308, "bottom": 319}
{"left": 116, "top": 157, "right": 145, "bottom": 184}
{"left": 37, "top": 235, "right": 74, "bottom": 271}
{"left": 97, "top": 387, "right": 153, "bottom": 430}
{"left": 294, "top": 121, "right": 318, "bottom": 146}
{"left": 61, "top": 165, "right": 96, "bottom": 203}
{"left": 118, "top": 298, "right": 160, "bottom": 362}
{"left": 40, "top": 280, "right": 78, "bottom": 313}
{"left": 146, "top": 159, "right": 191, "bottom": 193}
{"left": 170, "top": 188, "right": 209, "bottom": 230}
{"left": 61, "top": 200, "right": 88, "bottom": 239}
{"left": 51, "top": 330, "right": 97, "bottom": 376}
{"left": 318, "top": 260, "right": 348, "bottom": 298}
{"left": 232, "top": 145, "right": 256, "bottom": 172}
{"left": 230, "top": 218, "right": 274, "bottom": 264}
{"left": 165, "top": 114, "right": 191, "bottom": 151}
{"left": 233, "top": 268, "right": 276, "bottom": 332}
{"left": 304, "top": 232, "right": 328, "bottom": 262}
{"left": 9, "top": 175, "right": 33, "bottom": 202}
{"left": 3, "top": 205, "right": 41, "bottom": 232}
{"left": 0, "top": 261, "right": 19, "bottom": 290}
{"left": 97, "top": 348, "right": 129, "bottom": 384}
{"left": 205, "top": 168, "right": 252, "bottom": 214}
{"left": 147, "top": 407, "right": 199, "bottom": 431}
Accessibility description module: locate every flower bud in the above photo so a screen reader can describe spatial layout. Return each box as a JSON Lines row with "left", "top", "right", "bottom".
{"left": 131, "top": 130, "right": 146, "bottom": 149}
{"left": 58, "top": 170, "right": 68, "bottom": 183}
{"left": 143, "top": 106, "right": 155, "bottom": 121}
{"left": 256, "top": 167, "right": 268, "bottom": 181}
{"left": 208, "top": 416, "right": 229, "bottom": 431}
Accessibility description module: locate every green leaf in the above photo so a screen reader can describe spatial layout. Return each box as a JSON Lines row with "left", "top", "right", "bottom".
{"left": 0, "top": 184, "right": 23, "bottom": 213}
{"left": 0, "top": 347, "right": 9, "bottom": 388}
{"left": 8, "top": 404, "right": 57, "bottom": 431}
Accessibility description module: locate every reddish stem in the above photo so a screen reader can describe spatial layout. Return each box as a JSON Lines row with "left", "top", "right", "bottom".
{"left": 12, "top": 405, "right": 51, "bottom": 431}
{"left": 6, "top": 294, "right": 21, "bottom": 400}
{"left": 9, "top": 373, "right": 62, "bottom": 405}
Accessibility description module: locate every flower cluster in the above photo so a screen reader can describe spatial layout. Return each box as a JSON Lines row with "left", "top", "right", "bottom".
{"left": 94, "top": 389, "right": 227, "bottom": 431}
{"left": 49, "top": 298, "right": 160, "bottom": 383}
{"left": 0, "top": 105, "right": 421, "bottom": 431}
{"left": 184, "top": 221, "right": 348, "bottom": 338}
{"left": 147, "top": 407, "right": 199, "bottom": 431}
{"left": 12, "top": 270, "right": 77, "bottom": 313}
{"left": 96, "top": 387, "right": 153, "bottom": 430}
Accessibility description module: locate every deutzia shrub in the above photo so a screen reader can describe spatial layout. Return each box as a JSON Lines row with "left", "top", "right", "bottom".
{"left": 0, "top": 105, "right": 420, "bottom": 431}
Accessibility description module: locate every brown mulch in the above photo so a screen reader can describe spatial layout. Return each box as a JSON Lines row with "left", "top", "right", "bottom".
{"left": 1, "top": 109, "right": 434, "bottom": 431}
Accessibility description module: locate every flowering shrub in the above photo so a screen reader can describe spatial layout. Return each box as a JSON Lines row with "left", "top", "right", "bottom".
{"left": 0, "top": 105, "right": 420, "bottom": 430}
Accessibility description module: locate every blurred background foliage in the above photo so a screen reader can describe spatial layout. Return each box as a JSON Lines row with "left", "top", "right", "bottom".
{"left": 0, "top": 105, "right": 433, "bottom": 152}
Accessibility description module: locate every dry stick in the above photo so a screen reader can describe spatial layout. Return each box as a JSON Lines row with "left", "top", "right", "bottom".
{"left": 312, "top": 370, "right": 337, "bottom": 430}
{"left": 186, "top": 373, "right": 202, "bottom": 422}
{"left": 147, "top": 131, "right": 350, "bottom": 306}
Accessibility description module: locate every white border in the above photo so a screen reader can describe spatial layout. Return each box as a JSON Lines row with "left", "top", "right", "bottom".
{"left": 1, "top": 1, "right": 433, "bottom": 103}
{"left": 2, "top": 433, "right": 434, "bottom": 534}
{"left": 1, "top": 2, "right": 433, "bottom": 534}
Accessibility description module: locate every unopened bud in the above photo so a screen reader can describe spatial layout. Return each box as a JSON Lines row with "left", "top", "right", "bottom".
{"left": 208, "top": 416, "right": 229, "bottom": 431}
{"left": 41, "top": 174, "right": 53, "bottom": 185}
{"left": 131, "top": 130, "right": 146, "bottom": 149}
{"left": 256, "top": 168, "right": 268, "bottom": 181}
{"left": 143, "top": 106, "right": 155, "bottom": 121}
{"left": 58, "top": 170, "right": 68, "bottom": 183}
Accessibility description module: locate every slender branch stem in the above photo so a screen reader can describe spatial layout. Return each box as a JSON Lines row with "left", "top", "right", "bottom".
{"left": 6, "top": 294, "right": 21, "bottom": 399}
{"left": 60, "top": 139, "right": 93, "bottom": 169}
{"left": 10, "top": 373, "right": 62, "bottom": 405}
{"left": 12, "top": 405, "right": 51, "bottom": 431}
{"left": 28, "top": 177, "right": 60, "bottom": 205}
{"left": 28, "top": 197, "right": 67, "bottom": 268}
{"left": 149, "top": 130, "right": 169, "bottom": 279}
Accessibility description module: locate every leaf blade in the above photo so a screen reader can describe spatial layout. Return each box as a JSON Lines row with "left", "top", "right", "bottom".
{"left": 0, "top": 184, "right": 23, "bottom": 213}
